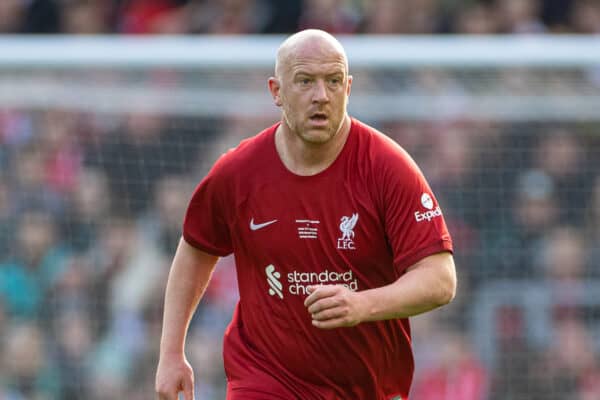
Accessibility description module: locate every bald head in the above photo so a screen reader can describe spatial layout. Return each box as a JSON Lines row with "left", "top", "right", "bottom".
{"left": 268, "top": 29, "right": 352, "bottom": 144}
{"left": 275, "top": 29, "right": 348, "bottom": 78}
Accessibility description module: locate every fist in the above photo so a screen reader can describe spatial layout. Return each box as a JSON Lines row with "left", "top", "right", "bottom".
{"left": 304, "top": 285, "right": 365, "bottom": 329}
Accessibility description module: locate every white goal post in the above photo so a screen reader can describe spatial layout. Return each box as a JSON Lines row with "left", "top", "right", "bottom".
{"left": 0, "top": 35, "right": 599, "bottom": 121}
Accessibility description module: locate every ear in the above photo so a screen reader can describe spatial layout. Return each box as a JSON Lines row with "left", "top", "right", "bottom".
{"left": 268, "top": 77, "right": 283, "bottom": 107}
{"left": 346, "top": 75, "right": 353, "bottom": 97}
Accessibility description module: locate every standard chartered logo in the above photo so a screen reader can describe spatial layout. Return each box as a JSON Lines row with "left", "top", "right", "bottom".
{"left": 265, "top": 265, "right": 359, "bottom": 299}
{"left": 266, "top": 264, "right": 284, "bottom": 299}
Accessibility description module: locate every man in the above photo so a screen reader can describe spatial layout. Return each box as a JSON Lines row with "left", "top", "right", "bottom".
{"left": 156, "top": 29, "right": 456, "bottom": 400}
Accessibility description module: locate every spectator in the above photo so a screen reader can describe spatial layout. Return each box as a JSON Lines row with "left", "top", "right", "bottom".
{"left": 412, "top": 328, "right": 488, "bottom": 400}
{"left": 59, "top": 0, "right": 113, "bottom": 34}
{"left": 453, "top": 2, "right": 498, "bottom": 34}
{"left": 261, "top": 0, "right": 302, "bottom": 33}
{"left": 482, "top": 168, "right": 559, "bottom": 280}
{"left": 529, "top": 316, "right": 600, "bottom": 400}
{"left": 118, "top": 0, "right": 187, "bottom": 34}
{"left": 62, "top": 168, "right": 110, "bottom": 254}
{"left": 0, "top": 0, "right": 26, "bottom": 33}
{"left": 584, "top": 175, "right": 600, "bottom": 278}
{"left": 87, "top": 112, "right": 172, "bottom": 215}
{"left": 403, "top": 0, "right": 442, "bottom": 33}
{"left": 139, "top": 174, "right": 194, "bottom": 255}
{"left": 533, "top": 130, "right": 589, "bottom": 225}
{"left": 0, "top": 210, "right": 69, "bottom": 320}
{"left": 187, "top": 0, "right": 266, "bottom": 34}
{"left": 2, "top": 322, "right": 61, "bottom": 399}
{"left": 21, "top": 0, "right": 61, "bottom": 33}
{"left": 488, "top": 305, "right": 539, "bottom": 400}
{"left": 494, "top": 0, "right": 546, "bottom": 33}
{"left": 0, "top": 177, "right": 16, "bottom": 260}
{"left": 537, "top": 226, "right": 588, "bottom": 282}
{"left": 298, "top": 0, "right": 360, "bottom": 33}
{"left": 38, "top": 110, "right": 83, "bottom": 196}
{"left": 358, "top": 0, "right": 403, "bottom": 33}
{"left": 87, "top": 214, "right": 165, "bottom": 324}
{"left": 84, "top": 214, "right": 160, "bottom": 399}
{"left": 51, "top": 310, "right": 94, "bottom": 400}
{"left": 570, "top": 0, "right": 600, "bottom": 33}
{"left": 185, "top": 327, "right": 228, "bottom": 398}
{"left": 39, "top": 252, "right": 95, "bottom": 372}
{"left": 541, "top": 0, "right": 574, "bottom": 32}
{"left": 0, "top": 0, "right": 598, "bottom": 34}
{"left": 11, "top": 144, "right": 65, "bottom": 215}
{"left": 0, "top": 109, "right": 34, "bottom": 149}
{"left": 360, "top": 0, "right": 443, "bottom": 33}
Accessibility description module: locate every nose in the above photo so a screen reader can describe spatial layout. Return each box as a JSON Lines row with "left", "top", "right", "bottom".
{"left": 312, "top": 79, "right": 329, "bottom": 103}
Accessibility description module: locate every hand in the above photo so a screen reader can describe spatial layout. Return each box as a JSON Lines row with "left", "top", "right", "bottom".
{"left": 156, "top": 353, "right": 195, "bottom": 400}
{"left": 304, "top": 285, "right": 366, "bottom": 329}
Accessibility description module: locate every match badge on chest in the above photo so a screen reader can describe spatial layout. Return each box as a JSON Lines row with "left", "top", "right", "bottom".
{"left": 296, "top": 219, "right": 320, "bottom": 239}
{"left": 337, "top": 213, "right": 358, "bottom": 250}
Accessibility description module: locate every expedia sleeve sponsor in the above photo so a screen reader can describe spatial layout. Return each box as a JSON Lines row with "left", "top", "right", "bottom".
{"left": 414, "top": 206, "right": 443, "bottom": 223}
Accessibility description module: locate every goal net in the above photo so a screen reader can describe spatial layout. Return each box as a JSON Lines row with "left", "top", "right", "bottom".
{"left": 0, "top": 35, "right": 599, "bottom": 400}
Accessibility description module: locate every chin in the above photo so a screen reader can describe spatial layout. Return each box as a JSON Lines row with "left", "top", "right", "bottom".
{"left": 301, "top": 129, "right": 335, "bottom": 144}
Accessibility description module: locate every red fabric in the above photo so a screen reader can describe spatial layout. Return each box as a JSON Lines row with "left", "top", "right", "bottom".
{"left": 184, "top": 119, "right": 453, "bottom": 399}
{"left": 45, "top": 145, "right": 82, "bottom": 193}
{"left": 119, "top": 0, "right": 178, "bottom": 34}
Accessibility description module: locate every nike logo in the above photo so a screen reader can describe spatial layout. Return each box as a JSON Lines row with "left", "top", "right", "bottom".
{"left": 250, "top": 218, "right": 278, "bottom": 231}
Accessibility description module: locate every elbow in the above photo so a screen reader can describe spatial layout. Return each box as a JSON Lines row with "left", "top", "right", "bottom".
{"left": 440, "top": 280, "right": 456, "bottom": 306}
{"left": 434, "top": 286, "right": 455, "bottom": 308}
{"left": 408, "top": 252, "right": 458, "bottom": 309}
{"left": 437, "top": 268, "right": 457, "bottom": 306}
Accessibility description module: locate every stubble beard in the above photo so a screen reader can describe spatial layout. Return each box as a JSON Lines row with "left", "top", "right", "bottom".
{"left": 282, "top": 111, "right": 344, "bottom": 146}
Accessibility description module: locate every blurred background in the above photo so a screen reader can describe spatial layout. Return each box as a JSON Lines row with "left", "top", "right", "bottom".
{"left": 1, "top": 0, "right": 600, "bottom": 399}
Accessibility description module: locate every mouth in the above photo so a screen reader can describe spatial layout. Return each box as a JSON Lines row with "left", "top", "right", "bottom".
{"left": 309, "top": 112, "right": 329, "bottom": 124}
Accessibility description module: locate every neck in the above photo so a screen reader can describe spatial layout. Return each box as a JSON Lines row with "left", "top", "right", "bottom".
{"left": 276, "top": 115, "right": 351, "bottom": 176}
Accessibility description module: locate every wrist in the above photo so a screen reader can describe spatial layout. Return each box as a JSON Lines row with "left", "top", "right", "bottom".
{"left": 159, "top": 343, "right": 185, "bottom": 359}
{"left": 356, "top": 289, "right": 376, "bottom": 323}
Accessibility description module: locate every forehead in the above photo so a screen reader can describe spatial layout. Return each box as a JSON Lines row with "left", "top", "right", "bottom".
{"left": 290, "top": 59, "right": 346, "bottom": 77}
{"left": 281, "top": 40, "right": 348, "bottom": 76}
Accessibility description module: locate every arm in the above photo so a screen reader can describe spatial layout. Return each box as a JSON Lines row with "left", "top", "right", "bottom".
{"left": 305, "top": 251, "right": 456, "bottom": 329}
{"left": 156, "top": 238, "right": 219, "bottom": 400}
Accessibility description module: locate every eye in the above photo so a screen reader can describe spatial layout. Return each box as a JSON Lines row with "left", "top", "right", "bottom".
{"left": 329, "top": 77, "right": 342, "bottom": 86}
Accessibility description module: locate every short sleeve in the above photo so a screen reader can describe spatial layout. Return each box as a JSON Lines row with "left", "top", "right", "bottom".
{"left": 183, "top": 159, "right": 233, "bottom": 257}
{"left": 379, "top": 146, "right": 453, "bottom": 274}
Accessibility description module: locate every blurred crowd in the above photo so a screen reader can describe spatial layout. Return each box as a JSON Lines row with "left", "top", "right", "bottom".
{"left": 1, "top": 105, "right": 599, "bottom": 399}
{"left": 0, "top": 0, "right": 599, "bottom": 35}
{"left": 0, "top": 109, "right": 234, "bottom": 399}
{"left": 0, "top": 1, "right": 600, "bottom": 400}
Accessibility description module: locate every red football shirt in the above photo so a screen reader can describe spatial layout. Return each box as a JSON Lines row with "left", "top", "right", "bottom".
{"left": 183, "top": 118, "right": 453, "bottom": 400}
